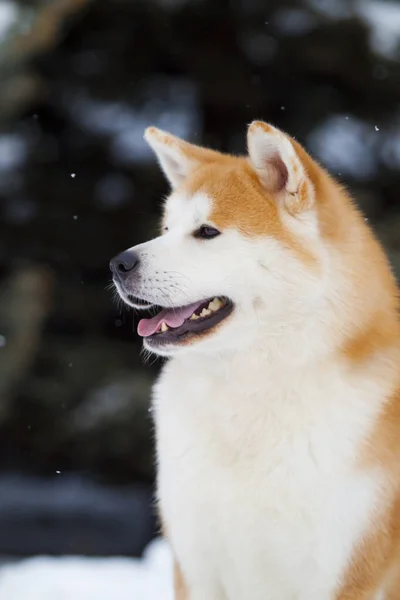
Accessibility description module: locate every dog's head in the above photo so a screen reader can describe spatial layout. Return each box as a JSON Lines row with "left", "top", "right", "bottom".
{"left": 111, "top": 121, "right": 337, "bottom": 357}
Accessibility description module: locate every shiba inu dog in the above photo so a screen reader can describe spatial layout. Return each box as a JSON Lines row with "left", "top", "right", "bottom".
{"left": 110, "top": 121, "right": 400, "bottom": 600}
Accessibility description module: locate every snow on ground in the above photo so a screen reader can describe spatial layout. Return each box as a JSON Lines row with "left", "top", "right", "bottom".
{"left": 356, "top": 0, "right": 400, "bottom": 59}
{"left": 0, "top": 538, "right": 173, "bottom": 600}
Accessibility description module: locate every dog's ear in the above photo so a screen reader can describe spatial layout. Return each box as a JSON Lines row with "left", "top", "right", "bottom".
{"left": 247, "top": 121, "right": 314, "bottom": 213}
{"left": 144, "top": 127, "right": 217, "bottom": 189}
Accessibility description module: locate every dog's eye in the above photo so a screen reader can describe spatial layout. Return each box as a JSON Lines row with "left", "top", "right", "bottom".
{"left": 193, "top": 225, "right": 221, "bottom": 239}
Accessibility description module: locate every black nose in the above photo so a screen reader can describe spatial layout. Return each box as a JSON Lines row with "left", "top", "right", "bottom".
{"left": 110, "top": 250, "right": 139, "bottom": 275}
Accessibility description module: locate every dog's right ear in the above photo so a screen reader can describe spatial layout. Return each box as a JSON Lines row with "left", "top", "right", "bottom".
{"left": 144, "top": 127, "right": 217, "bottom": 189}
{"left": 247, "top": 121, "right": 315, "bottom": 214}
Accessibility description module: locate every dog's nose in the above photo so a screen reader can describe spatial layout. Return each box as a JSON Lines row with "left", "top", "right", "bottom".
{"left": 110, "top": 250, "right": 139, "bottom": 275}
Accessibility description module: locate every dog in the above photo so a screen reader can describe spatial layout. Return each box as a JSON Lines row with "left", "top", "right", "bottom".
{"left": 110, "top": 121, "right": 400, "bottom": 600}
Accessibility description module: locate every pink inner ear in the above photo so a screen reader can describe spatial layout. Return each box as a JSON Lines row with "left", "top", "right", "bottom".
{"left": 166, "top": 155, "right": 185, "bottom": 176}
{"left": 257, "top": 151, "right": 289, "bottom": 192}
{"left": 270, "top": 154, "right": 289, "bottom": 191}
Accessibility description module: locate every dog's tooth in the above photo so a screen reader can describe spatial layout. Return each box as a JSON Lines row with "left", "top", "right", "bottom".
{"left": 161, "top": 322, "right": 168, "bottom": 332}
{"left": 201, "top": 308, "right": 211, "bottom": 317}
{"left": 190, "top": 314, "right": 199, "bottom": 320}
{"left": 208, "top": 298, "right": 223, "bottom": 312}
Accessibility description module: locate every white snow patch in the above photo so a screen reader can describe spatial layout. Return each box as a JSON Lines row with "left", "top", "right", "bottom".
{"left": 65, "top": 79, "right": 200, "bottom": 165}
{"left": 308, "top": 0, "right": 400, "bottom": 59}
{"left": 0, "top": 0, "right": 17, "bottom": 41}
{"left": 356, "top": 0, "right": 400, "bottom": 59}
{"left": 0, "top": 134, "right": 27, "bottom": 172}
{"left": 308, "top": 115, "right": 378, "bottom": 179}
{"left": 0, "top": 538, "right": 174, "bottom": 600}
{"left": 307, "top": 0, "right": 352, "bottom": 19}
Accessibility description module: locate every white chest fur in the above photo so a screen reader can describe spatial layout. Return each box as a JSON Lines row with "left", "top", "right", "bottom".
{"left": 154, "top": 353, "right": 387, "bottom": 600}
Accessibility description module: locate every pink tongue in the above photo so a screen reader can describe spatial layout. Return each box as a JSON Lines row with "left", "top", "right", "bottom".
{"left": 137, "top": 301, "right": 203, "bottom": 337}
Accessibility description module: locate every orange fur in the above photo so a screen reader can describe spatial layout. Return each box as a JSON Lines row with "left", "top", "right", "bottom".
{"left": 184, "top": 146, "right": 400, "bottom": 599}
{"left": 385, "top": 546, "right": 400, "bottom": 599}
{"left": 162, "top": 521, "right": 189, "bottom": 599}
{"left": 334, "top": 380, "right": 400, "bottom": 596}
{"left": 144, "top": 123, "right": 400, "bottom": 600}
{"left": 341, "top": 316, "right": 400, "bottom": 365}
{"left": 303, "top": 138, "right": 400, "bottom": 599}
{"left": 181, "top": 159, "right": 319, "bottom": 271}
{"left": 174, "top": 559, "right": 189, "bottom": 600}
{"left": 335, "top": 492, "right": 400, "bottom": 599}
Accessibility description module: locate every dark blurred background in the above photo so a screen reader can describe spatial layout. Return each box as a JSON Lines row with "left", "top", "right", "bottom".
{"left": 0, "top": 0, "right": 400, "bottom": 560}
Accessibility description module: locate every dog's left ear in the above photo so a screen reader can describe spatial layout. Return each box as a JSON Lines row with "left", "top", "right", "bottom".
{"left": 144, "top": 127, "right": 219, "bottom": 189}
{"left": 247, "top": 121, "right": 315, "bottom": 214}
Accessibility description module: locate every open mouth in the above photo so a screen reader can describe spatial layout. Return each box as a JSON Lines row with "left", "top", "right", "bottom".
{"left": 137, "top": 296, "right": 234, "bottom": 345}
